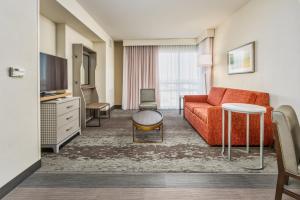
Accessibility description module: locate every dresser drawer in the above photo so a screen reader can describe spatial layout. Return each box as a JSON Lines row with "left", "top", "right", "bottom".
{"left": 57, "top": 119, "right": 80, "bottom": 143}
{"left": 57, "top": 99, "right": 79, "bottom": 116}
{"left": 57, "top": 109, "right": 79, "bottom": 128}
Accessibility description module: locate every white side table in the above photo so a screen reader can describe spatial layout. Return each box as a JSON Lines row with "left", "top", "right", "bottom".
{"left": 221, "top": 103, "right": 266, "bottom": 169}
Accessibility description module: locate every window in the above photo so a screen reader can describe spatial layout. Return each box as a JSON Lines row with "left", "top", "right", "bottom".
{"left": 158, "top": 45, "right": 204, "bottom": 109}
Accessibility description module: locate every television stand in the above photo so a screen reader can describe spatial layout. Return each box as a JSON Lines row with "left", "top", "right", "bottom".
{"left": 40, "top": 92, "right": 71, "bottom": 102}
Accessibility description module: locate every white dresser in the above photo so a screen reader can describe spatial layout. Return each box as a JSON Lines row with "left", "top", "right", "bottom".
{"left": 41, "top": 97, "right": 81, "bottom": 153}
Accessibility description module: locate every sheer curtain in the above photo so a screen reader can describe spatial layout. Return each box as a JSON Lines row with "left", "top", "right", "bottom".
{"left": 158, "top": 45, "right": 205, "bottom": 109}
{"left": 122, "top": 46, "right": 159, "bottom": 110}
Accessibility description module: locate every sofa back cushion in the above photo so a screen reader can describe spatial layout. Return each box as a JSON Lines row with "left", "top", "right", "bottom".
{"left": 221, "top": 89, "right": 257, "bottom": 104}
{"left": 207, "top": 87, "right": 227, "bottom": 106}
{"left": 253, "top": 92, "right": 270, "bottom": 106}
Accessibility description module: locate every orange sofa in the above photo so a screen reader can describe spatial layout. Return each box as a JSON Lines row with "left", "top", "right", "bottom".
{"left": 184, "top": 87, "right": 273, "bottom": 146}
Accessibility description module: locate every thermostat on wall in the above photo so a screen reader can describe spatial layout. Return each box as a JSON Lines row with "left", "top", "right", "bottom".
{"left": 9, "top": 67, "right": 25, "bottom": 78}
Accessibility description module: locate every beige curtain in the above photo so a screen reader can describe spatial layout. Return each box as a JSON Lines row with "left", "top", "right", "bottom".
{"left": 198, "top": 37, "right": 213, "bottom": 94}
{"left": 122, "top": 46, "right": 159, "bottom": 109}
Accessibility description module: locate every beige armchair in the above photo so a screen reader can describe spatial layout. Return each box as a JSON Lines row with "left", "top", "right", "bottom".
{"left": 139, "top": 88, "right": 157, "bottom": 110}
{"left": 272, "top": 105, "right": 300, "bottom": 200}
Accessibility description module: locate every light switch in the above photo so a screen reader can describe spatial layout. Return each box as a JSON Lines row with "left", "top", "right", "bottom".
{"left": 9, "top": 67, "right": 25, "bottom": 78}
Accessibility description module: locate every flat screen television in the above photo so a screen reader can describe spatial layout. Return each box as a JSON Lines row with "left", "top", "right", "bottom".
{"left": 40, "top": 53, "right": 68, "bottom": 93}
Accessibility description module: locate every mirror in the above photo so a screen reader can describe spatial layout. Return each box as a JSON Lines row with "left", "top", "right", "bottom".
{"left": 80, "top": 53, "right": 90, "bottom": 85}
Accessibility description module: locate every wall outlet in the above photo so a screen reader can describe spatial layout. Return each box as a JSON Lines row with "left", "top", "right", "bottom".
{"left": 9, "top": 67, "right": 25, "bottom": 78}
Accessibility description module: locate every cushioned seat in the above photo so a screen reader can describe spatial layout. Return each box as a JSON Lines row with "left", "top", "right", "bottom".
{"left": 273, "top": 105, "right": 300, "bottom": 199}
{"left": 139, "top": 88, "right": 157, "bottom": 110}
{"left": 193, "top": 105, "right": 213, "bottom": 123}
{"left": 185, "top": 102, "right": 212, "bottom": 112}
{"left": 139, "top": 102, "right": 157, "bottom": 110}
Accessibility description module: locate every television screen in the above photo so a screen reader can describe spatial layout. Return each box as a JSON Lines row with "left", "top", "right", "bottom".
{"left": 40, "top": 53, "right": 68, "bottom": 92}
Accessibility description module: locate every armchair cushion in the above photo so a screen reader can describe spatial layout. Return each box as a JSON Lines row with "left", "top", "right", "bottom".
{"left": 139, "top": 102, "right": 157, "bottom": 110}
{"left": 207, "top": 87, "right": 227, "bottom": 106}
{"left": 221, "top": 89, "right": 256, "bottom": 104}
{"left": 273, "top": 106, "right": 299, "bottom": 175}
{"left": 140, "top": 89, "right": 155, "bottom": 102}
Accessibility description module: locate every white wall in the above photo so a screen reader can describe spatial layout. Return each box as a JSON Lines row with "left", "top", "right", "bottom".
{"left": 57, "top": 0, "right": 115, "bottom": 106}
{"left": 39, "top": 12, "right": 115, "bottom": 105}
{"left": 213, "top": 0, "right": 300, "bottom": 114}
{"left": 65, "top": 25, "right": 94, "bottom": 93}
{"left": 39, "top": 15, "right": 56, "bottom": 55}
{"left": 94, "top": 42, "right": 106, "bottom": 102}
{"left": 105, "top": 43, "right": 115, "bottom": 106}
{"left": 0, "top": 0, "right": 40, "bottom": 188}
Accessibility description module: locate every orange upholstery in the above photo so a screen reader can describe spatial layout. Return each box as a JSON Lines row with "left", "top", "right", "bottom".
{"left": 185, "top": 102, "right": 212, "bottom": 113}
{"left": 207, "top": 87, "right": 227, "bottom": 105}
{"left": 221, "top": 89, "right": 257, "bottom": 104}
{"left": 184, "top": 95, "right": 208, "bottom": 103}
{"left": 193, "top": 104, "right": 213, "bottom": 123}
{"left": 184, "top": 87, "right": 273, "bottom": 146}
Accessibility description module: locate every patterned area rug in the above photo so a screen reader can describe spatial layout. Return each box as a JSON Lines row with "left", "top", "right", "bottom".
{"left": 40, "top": 110, "right": 277, "bottom": 173}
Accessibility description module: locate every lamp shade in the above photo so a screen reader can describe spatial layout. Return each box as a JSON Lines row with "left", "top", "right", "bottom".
{"left": 198, "top": 54, "right": 212, "bottom": 67}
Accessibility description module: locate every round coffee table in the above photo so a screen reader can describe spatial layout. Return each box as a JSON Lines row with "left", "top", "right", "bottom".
{"left": 132, "top": 110, "right": 163, "bottom": 143}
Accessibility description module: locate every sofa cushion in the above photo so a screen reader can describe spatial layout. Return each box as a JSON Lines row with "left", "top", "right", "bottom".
{"left": 185, "top": 102, "right": 212, "bottom": 113}
{"left": 194, "top": 106, "right": 212, "bottom": 123}
{"left": 253, "top": 92, "right": 270, "bottom": 106}
{"left": 207, "top": 87, "right": 227, "bottom": 106}
{"left": 221, "top": 89, "right": 257, "bottom": 104}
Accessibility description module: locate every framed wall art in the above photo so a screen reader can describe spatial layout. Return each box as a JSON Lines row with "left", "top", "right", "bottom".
{"left": 228, "top": 41, "right": 255, "bottom": 74}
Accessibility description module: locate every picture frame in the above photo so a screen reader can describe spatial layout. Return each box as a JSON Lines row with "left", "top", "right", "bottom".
{"left": 228, "top": 41, "right": 255, "bottom": 75}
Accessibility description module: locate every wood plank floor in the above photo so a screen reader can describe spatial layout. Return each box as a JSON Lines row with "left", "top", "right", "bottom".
{"left": 4, "top": 187, "right": 299, "bottom": 200}
{"left": 3, "top": 173, "right": 300, "bottom": 200}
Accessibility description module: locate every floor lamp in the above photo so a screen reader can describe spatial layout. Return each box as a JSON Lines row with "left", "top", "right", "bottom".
{"left": 198, "top": 54, "right": 212, "bottom": 94}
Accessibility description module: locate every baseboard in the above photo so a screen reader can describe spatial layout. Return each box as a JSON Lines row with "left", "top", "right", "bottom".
{"left": 111, "top": 105, "right": 122, "bottom": 110}
{"left": 0, "top": 159, "right": 41, "bottom": 199}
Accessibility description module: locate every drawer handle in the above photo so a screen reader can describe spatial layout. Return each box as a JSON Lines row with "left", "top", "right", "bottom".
{"left": 66, "top": 116, "right": 73, "bottom": 120}
{"left": 66, "top": 105, "right": 73, "bottom": 109}
{"left": 66, "top": 127, "right": 73, "bottom": 132}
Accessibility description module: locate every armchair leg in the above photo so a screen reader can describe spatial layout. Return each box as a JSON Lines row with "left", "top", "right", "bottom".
{"left": 275, "top": 174, "right": 285, "bottom": 200}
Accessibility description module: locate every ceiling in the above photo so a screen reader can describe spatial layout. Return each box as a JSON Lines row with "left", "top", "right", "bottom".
{"left": 77, "top": 0, "right": 250, "bottom": 40}
{"left": 40, "top": 0, "right": 103, "bottom": 42}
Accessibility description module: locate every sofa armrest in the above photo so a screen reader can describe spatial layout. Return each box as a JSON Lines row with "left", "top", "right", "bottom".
{"left": 207, "top": 106, "right": 223, "bottom": 124}
{"left": 184, "top": 95, "right": 208, "bottom": 103}
{"left": 265, "top": 106, "right": 273, "bottom": 124}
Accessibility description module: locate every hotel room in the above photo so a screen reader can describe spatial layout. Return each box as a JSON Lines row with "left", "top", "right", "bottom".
{"left": 1, "top": 0, "right": 300, "bottom": 199}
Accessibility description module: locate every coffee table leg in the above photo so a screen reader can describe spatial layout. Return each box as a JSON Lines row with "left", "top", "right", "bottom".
{"left": 228, "top": 111, "right": 232, "bottom": 161}
{"left": 133, "top": 124, "right": 135, "bottom": 142}
{"left": 161, "top": 124, "right": 163, "bottom": 142}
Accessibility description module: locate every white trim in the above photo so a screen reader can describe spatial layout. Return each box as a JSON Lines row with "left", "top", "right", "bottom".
{"left": 196, "top": 29, "right": 215, "bottom": 43}
{"left": 37, "top": 0, "right": 41, "bottom": 159}
{"left": 123, "top": 29, "right": 215, "bottom": 46}
{"left": 123, "top": 38, "right": 197, "bottom": 46}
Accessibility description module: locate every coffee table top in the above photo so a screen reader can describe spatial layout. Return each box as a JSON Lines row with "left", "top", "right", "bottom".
{"left": 132, "top": 110, "right": 163, "bottom": 126}
{"left": 222, "top": 103, "right": 266, "bottom": 114}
